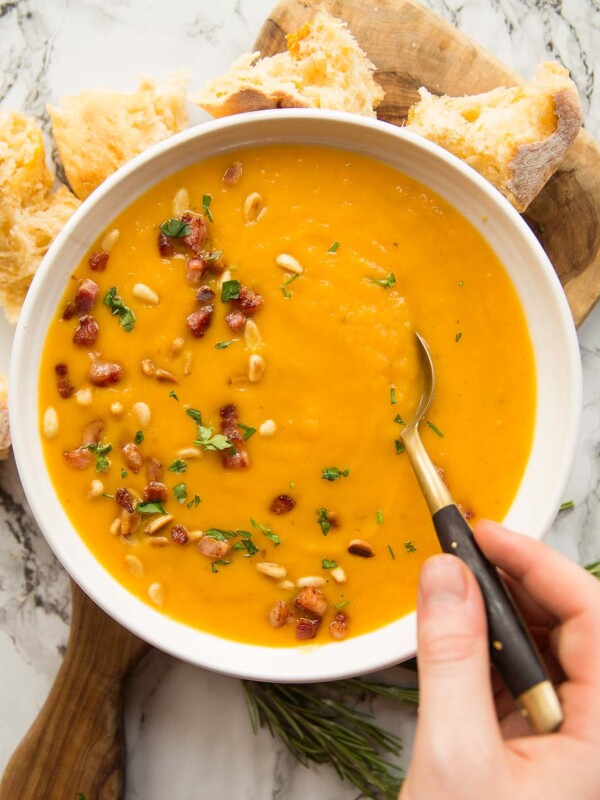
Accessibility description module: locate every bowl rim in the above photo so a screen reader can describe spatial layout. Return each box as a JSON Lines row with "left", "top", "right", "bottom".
{"left": 9, "top": 108, "right": 582, "bottom": 681}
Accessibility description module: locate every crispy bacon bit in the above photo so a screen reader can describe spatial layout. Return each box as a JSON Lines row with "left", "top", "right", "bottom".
{"left": 225, "top": 310, "right": 246, "bottom": 332}
{"left": 81, "top": 419, "right": 104, "bottom": 446}
{"left": 74, "top": 279, "right": 100, "bottom": 313}
{"left": 296, "top": 618, "right": 320, "bottom": 640}
{"left": 295, "top": 587, "right": 327, "bottom": 618}
{"left": 186, "top": 306, "right": 214, "bottom": 338}
{"left": 196, "top": 285, "right": 215, "bottom": 304}
{"left": 270, "top": 494, "right": 295, "bottom": 515}
{"left": 73, "top": 315, "right": 99, "bottom": 346}
{"left": 89, "top": 360, "right": 123, "bottom": 387}
{"left": 347, "top": 539, "right": 375, "bottom": 558}
{"left": 89, "top": 251, "right": 109, "bottom": 272}
{"left": 115, "top": 487, "right": 135, "bottom": 513}
{"left": 222, "top": 161, "right": 243, "bottom": 186}
{"left": 219, "top": 403, "right": 249, "bottom": 469}
{"left": 55, "top": 363, "right": 75, "bottom": 399}
{"left": 146, "top": 458, "right": 163, "bottom": 482}
{"left": 143, "top": 481, "right": 167, "bottom": 503}
{"left": 63, "top": 447, "right": 92, "bottom": 469}
{"left": 236, "top": 285, "right": 263, "bottom": 316}
{"left": 325, "top": 510, "right": 340, "bottom": 529}
{"left": 122, "top": 443, "right": 143, "bottom": 474}
{"left": 181, "top": 213, "right": 207, "bottom": 254}
{"left": 329, "top": 612, "right": 349, "bottom": 640}
{"left": 158, "top": 231, "right": 174, "bottom": 257}
{"left": 269, "top": 600, "right": 292, "bottom": 628}
{"left": 185, "top": 257, "right": 206, "bottom": 285}
{"left": 171, "top": 524, "right": 189, "bottom": 545}
{"left": 197, "top": 536, "right": 232, "bottom": 560}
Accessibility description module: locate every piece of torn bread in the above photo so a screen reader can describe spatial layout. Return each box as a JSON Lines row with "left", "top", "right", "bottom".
{"left": 48, "top": 71, "right": 189, "bottom": 200}
{"left": 194, "top": 11, "right": 383, "bottom": 119}
{"left": 0, "top": 111, "right": 80, "bottom": 322}
{"left": 406, "top": 62, "right": 582, "bottom": 212}
{"left": 0, "top": 373, "right": 10, "bottom": 460}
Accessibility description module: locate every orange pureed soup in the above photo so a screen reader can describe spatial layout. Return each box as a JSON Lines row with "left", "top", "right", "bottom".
{"left": 39, "top": 145, "right": 535, "bottom": 646}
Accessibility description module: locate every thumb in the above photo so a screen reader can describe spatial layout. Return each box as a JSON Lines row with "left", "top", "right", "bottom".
{"left": 415, "top": 554, "right": 500, "bottom": 742}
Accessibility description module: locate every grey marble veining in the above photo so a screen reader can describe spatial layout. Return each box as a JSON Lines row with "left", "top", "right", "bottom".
{"left": 1, "top": 1, "right": 599, "bottom": 797}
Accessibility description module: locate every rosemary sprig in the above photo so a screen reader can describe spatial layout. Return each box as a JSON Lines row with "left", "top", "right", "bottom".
{"left": 586, "top": 561, "right": 600, "bottom": 579}
{"left": 243, "top": 678, "right": 418, "bottom": 799}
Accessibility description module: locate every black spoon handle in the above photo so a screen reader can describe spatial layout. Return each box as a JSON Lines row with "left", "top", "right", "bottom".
{"left": 432, "top": 504, "right": 562, "bottom": 733}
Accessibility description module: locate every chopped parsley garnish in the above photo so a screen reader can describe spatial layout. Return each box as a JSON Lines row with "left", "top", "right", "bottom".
{"left": 387, "top": 544, "right": 396, "bottom": 560}
{"left": 169, "top": 390, "right": 179, "bottom": 400}
{"left": 390, "top": 386, "right": 398, "bottom": 405}
{"left": 136, "top": 501, "right": 166, "bottom": 515}
{"left": 376, "top": 510, "right": 384, "bottom": 525}
{"left": 204, "top": 250, "right": 223, "bottom": 261}
{"left": 103, "top": 287, "right": 136, "bottom": 332}
{"left": 121, "top": 468, "right": 128, "bottom": 479}
{"left": 369, "top": 272, "right": 396, "bottom": 289}
{"left": 251, "top": 518, "right": 281, "bottom": 546}
{"left": 321, "top": 467, "right": 350, "bottom": 481}
{"left": 455, "top": 332, "right": 463, "bottom": 342}
{"left": 560, "top": 500, "right": 575, "bottom": 511}
{"left": 221, "top": 279, "right": 241, "bottom": 302}
{"left": 86, "top": 441, "right": 112, "bottom": 473}
{"left": 194, "top": 425, "right": 233, "bottom": 452}
{"left": 215, "top": 339, "right": 238, "bottom": 349}
{"left": 327, "top": 241, "right": 340, "bottom": 254}
{"left": 205, "top": 528, "right": 238, "bottom": 540}
{"left": 211, "top": 559, "right": 230, "bottom": 573}
{"left": 281, "top": 272, "right": 299, "bottom": 299}
{"left": 134, "top": 430, "right": 144, "bottom": 445}
{"left": 334, "top": 600, "right": 349, "bottom": 609}
{"left": 186, "top": 408, "right": 202, "bottom": 423}
{"left": 239, "top": 423, "right": 256, "bottom": 441}
{"left": 202, "top": 194, "right": 214, "bottom": 222}
{"left": 173, "top": 483, "right": 187, "bottom": 504}
{"left": 404, "top": 541, "right": 417, "bottom": 554}
{"left": 316, "top": 508, "right": 331, "bottom": 535}
{"left": 167, "top": 458, "right": 187, "bottom": 474}
{"left": 160, "top": 218, "right": 191, "bottom": 238}
{"left": 322, "top": 559, "right": 337, "bottom": 569}
{"left": 186, "top": 494, "right": 201, "bottom": 509}
{"left": 393, "top": 414, "right": 405, "bottom": 425}
{"left": 394, "top": 440, "right": 405, "bottom": 455}
{"left": 233, "top": 538, "right": 260, "bottom": 557}
{"left": 102, "top": 493, "right": 114, "bottom": 499}
{"left": 427, "top": 421, "right": 444, "bottom": 438}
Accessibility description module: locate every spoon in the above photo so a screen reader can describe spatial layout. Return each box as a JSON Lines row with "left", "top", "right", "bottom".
{"left": 401, "top": 332, "right": 563, "bottom": 734}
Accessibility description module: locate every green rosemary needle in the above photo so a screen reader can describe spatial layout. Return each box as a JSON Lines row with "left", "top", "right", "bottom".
{"left": 243, "top": 678, "right": 419, "bottom": 799}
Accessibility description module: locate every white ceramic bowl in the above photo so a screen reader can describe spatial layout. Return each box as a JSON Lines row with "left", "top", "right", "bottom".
{"left": 10, "top": 110, "right": 581, "bottom": 681}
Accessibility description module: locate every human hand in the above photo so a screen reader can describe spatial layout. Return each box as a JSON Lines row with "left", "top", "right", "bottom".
{"left": 400, "top": 519, "right": 600, "bottom": 800}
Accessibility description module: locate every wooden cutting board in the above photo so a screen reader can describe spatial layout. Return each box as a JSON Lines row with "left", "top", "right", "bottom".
{"left": 255, "top": 0, "right": 600, "bottom": 327}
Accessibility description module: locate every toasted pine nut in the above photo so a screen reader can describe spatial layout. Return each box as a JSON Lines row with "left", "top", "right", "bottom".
{"left": 145, "top": 514, "right": 173, "bottom": 535}
{"left": 176, "top": 447, "right": 203, "bottom": 459}
{"left": 89, "top": 479, "right": 104, "bottom": 498}
{"left": 155, "top": 368, "right": 178, "bottom": 383}
{"left": 187, "top": 530, "right": 204, "bottom": 543}
{"left": 170, "top": 337, "right": 185, "bottom": 357}
{"left": 330, "top": 566, "right": 347, "bottom": 583}
{"left": 276, "top": 253, "right": 303, "bottom": 274}
{"left": 348, "top": 539, "right": 375, "bottom": 558}
{"left": 222, "top": 161, "right": 243, "bottom": 186}
{"left": 100, "top": 228, "right": 120, "bottom": 252}
{"left": 148, "top": 582, "right": 164, "bottom": 606}
{"left": 120, "top": 509, "right": 140, "bottom": 536}
{"left": 172, "top": 187, "right": 189, "bottom": 217}
{"left": 141, "top": 359, "right": 155, "bottom": 376}
{"left": 132, "top": 401, "right": 151, "bottom": 428}
{"left": 75, "top": 388, "right": 92, "bottom": 406}
{"left": 219, "top": 269, "right": 232, "bottom": 288}
{"left": 259, "top": 419, "right": 277, "bottom": 437}
{"left": 296, "top": 576, "right": 326, "bottom": 588}
{"left": 244, "top": 318, "right": 263, "bottom": 351}
{"left": 278, "top": 580, "right": 295, "bottom": 591}
{"left": 244, "top": 192, "right": 266, "bottom": 223}
{"left": 257, "top": 562, "right": 287, "bottom": 580}
{"left": 125, "top": 554, "right": 144, "bottom": 577}
{"left": 248, "top": 354, "right": 265, "bottom": 383}
{"left": 133, "top": 283, "right": 159, "bottom": 305}
{"left": 43, "top": 406, "right": 59, "bottom": 439}
{"left": 183, "top": 351, "right": 193, "bottom": 376}
{"left": 110, "top": 516, "right": 121, "bottom": 536}
{"left": 149, "top": 536, "right": 169, "bottom": 547}
{"left": 111, "top": 401, "right": 124, "bottom": 416}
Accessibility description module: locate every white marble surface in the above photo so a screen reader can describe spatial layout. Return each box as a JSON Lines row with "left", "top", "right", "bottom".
{"left": 1, "top": 0, "right": 599, "bottom": 797}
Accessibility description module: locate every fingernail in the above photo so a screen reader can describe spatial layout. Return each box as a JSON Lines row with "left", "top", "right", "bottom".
{"left": 419, "top": 555, "right": 468, "bottom": 608}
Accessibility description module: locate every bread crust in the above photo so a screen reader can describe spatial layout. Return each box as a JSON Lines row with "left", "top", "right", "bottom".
{"left": 201, "top": 87, "right": 309, "bottom": 118}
